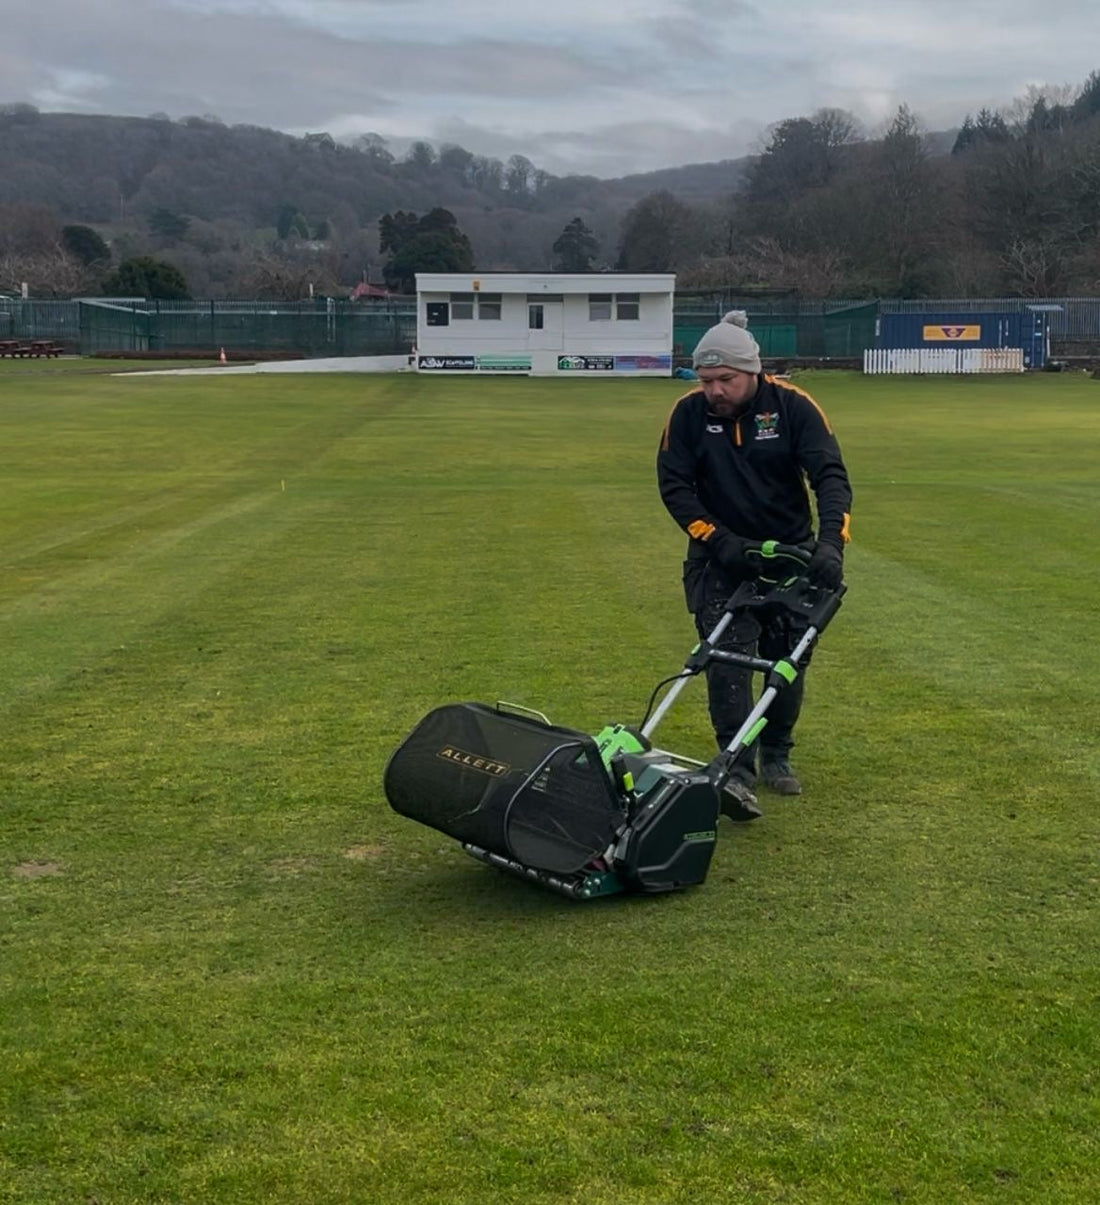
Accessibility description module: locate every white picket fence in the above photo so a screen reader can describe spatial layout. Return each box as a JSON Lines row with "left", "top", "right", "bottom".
{"left": 863, "top": 347, "right": 1025, "bottom": 375}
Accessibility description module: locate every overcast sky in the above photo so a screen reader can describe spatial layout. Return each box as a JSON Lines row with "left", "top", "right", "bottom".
{"left": 3, "top": 0, "right": 1098, "bottom": 178}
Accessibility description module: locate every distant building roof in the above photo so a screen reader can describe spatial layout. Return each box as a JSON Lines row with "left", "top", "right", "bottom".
{"left": 416, "top": 271, "right": 675, "bottom": 294}
{"left": 350, "top": 281, "right": 391, "bottom": 300}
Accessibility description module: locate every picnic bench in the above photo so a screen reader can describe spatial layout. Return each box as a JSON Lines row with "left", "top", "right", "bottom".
{"left": 0, "top": 340, "right": 64, "bottom": 358}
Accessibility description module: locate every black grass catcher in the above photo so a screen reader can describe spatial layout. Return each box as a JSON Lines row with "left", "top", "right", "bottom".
{"left": 385, "top": 543, "right": 845, "bottom": 899}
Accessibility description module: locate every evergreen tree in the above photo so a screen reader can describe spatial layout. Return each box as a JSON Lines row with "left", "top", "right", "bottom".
{"left": 552, "top": 217, "right": 599, "bottom": 271}
{"left": 1026, "top": 97, "right": 1069, "bottom": 136}
{"left": 952, "top": 115, "right": 977, "bottom": 155}
{"left": 1071, "top": 70, "right": 1100, "bottom": 122}
{"left": 102, "top": 256, "right": 189, "bottom": 299}
{"left": 276, "top": 204, "right": 309, "bottom": 240}
{"left": 378, "top": 210, "right": 420, "bottom": 256}
{"left": 379, "top": 209, "right": 474, "bottom": 292}
{"left": 975, "top": 108, "right": 1011, "bottom": 143}
{"left": 61, "top": 224, "right": 110, "bottom": 265}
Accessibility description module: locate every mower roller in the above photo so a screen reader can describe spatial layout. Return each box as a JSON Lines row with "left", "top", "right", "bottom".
{"left": 384, "top": 542, "right": 845, "bottom": 898}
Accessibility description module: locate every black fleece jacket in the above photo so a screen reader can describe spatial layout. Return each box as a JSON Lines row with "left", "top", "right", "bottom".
{"left": 657, "top": 374, "right": 852, "bottom": 556}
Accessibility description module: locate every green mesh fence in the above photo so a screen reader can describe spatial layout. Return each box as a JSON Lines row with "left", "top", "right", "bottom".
{"left": 0, "top": 300, "right": 84, "bottom": 347}
{"left": 7, "top": 294, "right": 1097, "bottom": 361}
{"left": 672, "top": 300, "right": 878, "bottom": 361}
{"left": 75, "top": 299, "right": 418, "bottom": 357}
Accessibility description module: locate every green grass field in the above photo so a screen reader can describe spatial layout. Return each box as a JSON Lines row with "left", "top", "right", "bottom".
{"left": 2, "top": 365, "right": 1098, "bottom": 1203}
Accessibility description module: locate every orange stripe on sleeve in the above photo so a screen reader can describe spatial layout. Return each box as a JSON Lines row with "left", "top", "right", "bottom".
{"left": 687, "top": 520, "right": 716, "bottom": 541}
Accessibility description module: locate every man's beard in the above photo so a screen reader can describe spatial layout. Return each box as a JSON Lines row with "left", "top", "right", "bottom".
{"left": 707, "top": 396, "right": 751, "bottom": 419}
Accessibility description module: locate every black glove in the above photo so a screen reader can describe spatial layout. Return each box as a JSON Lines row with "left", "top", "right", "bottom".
{"left": 708, "top": 529, "right": 752, "bottom": 578}
{"left": 808, "top": 540, "right": 844, "bottom": 590}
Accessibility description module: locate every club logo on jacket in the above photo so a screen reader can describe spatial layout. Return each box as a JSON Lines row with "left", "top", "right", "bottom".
{"left": 754, "top": 412, "right": 779, "bottom": 440}
{"left": 706, "top": 423, "right": 724, "bottom": 434}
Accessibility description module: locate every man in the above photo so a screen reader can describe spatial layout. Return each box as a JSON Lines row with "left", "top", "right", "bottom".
{"left": 657, "top": 311, "right": 852, "bottom": 821}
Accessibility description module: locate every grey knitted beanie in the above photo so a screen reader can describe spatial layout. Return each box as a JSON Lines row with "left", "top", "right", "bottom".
{"left": 692, "top": 310, "right": 761, "bottom": 373}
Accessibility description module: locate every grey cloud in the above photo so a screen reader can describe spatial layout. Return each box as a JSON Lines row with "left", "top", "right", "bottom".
{"left": 382, "top": 39, "right": 635, "bottom": 98}
{"left": 0, "top": 50, "right": 43, "bottom": 98}
{"left": 677, "top": 0, "right": 758, "bottom": 17}
{"left": 4, "top": 0, "right": 1100, "bottom": 178}
{"left": 9, "top": 1, "right": 389, "bottom": 126}
{"left": 8, "top": 2, "right": 638, "bottom": 128}
{"left": 498, "top": 118, "right": 761, "bottom": 179}
{"left": 647, "top": 0, "right": 759, "bottom": 53}
{"left": 647, "top": 17, "right": 723, "bottom": 59}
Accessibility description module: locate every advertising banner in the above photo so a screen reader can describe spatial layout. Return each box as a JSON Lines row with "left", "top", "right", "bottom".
{"left": 557, "top": 355, "right": 614, "bottom": 371}
{"left": 477, "top": 355, "right": 532, "bottom": 372}
{"left": 922, "top": 325, "right": 981, "bottom": 342}
{"left": 419, "top": 355, "right": 476, "bottom": 370}
{"left": 613, "top": 354, "right": 672, "bottom": 371}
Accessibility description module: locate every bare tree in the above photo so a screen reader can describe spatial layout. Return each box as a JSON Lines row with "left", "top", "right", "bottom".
{"left": 0, "top": 250, "right": 97, "bottom": 297}
{"left": 857, "top": 106, "right": 943, "bottom": 294}
{"left": 999, "top": 237, "right": 1067, "bottom": 296}
{"left": 505, "top": 155, "right": 535, "bottom": 198}
{"left": 241, "top": 252, "right": 337, "bottom": 300}
{"left": 353, "top": 133, "right": 394, "bottom": 165}
{"left": 1002, "top": 82, "right": 1079, "bottom": 134}
{"left": 0, "top": 203, "right": 62, "bottom": 256}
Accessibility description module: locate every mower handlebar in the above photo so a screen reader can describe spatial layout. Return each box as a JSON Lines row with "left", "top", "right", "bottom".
{"left": 743, "top": 540, "right": 812, "bottom": 574}
{"left": 722, "top": 540, "right": 845, "bottom": 625}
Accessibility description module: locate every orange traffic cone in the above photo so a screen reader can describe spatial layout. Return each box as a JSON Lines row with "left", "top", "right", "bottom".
{"left": 219, "top": 347, "right": 227, "bottom": 364}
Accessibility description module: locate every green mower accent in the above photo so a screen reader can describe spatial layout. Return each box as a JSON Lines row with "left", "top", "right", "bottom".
{"left": 745, "top": 717, "right": 769, "bottom": 745}
{"left": 751, "top": 540, "right": 811, "bottom": 585}
{"left": 592, "top": 723, "right": 648, "bottom": 770}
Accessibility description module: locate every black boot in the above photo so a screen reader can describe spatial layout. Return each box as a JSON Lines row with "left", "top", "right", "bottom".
{"left": 760, "top": 754, "right": 801, "bottom": 796}
{"left": 720, "top": 777, "right": 763, "bottom": 822}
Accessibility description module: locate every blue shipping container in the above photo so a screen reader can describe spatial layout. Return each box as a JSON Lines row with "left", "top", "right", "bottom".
{"left": 876, "top": 311, "right": 1047, "bottom": 368}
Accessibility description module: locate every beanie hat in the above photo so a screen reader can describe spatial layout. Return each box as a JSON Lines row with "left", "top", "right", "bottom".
{"left": 692, "top": 310, "right": 761, "bottom": 374}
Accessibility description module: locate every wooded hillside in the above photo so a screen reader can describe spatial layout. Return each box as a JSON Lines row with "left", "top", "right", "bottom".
{"left": 0, "top": 106, "right": 745, "bottom": 295}
{"left": 2, "top": 69, "right": 1099, "bottom": 300}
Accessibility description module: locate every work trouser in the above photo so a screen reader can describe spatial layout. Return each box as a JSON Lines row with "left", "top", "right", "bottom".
{"left": 683, "top": 557, "right": 812, "bottom": 783}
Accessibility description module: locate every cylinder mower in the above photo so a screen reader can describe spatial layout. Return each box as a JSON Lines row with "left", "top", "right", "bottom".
{"left": 384, "top": 543, "right": 845, "bottom": 899}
